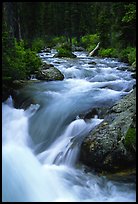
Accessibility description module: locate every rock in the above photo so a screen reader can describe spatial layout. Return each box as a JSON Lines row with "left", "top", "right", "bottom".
{"left": 2, "top": 84, "right": 11, "bottom": 102}
{"left": 103, "top": 168, "right": 136, "bottom": 183}
{"left": 54, "top": 52, "right": 77, "bottom": 58}
{"left": 117, "top": 66, "right": 128, "bottom": 71}
{"left": 40, "top": 63, "right": 54, "bottom": 70}
{"left": 88, "top": 61, "right": 97, "bottom": 65}
{"left": 128, "top": 65, "right": 136, "bottom": 72}
{"left": 72, "top": 46, "right": 85, "bottom": 51}
{"left": 117, "top": 65, "right": 136, "bottom": 72}
{"left": 132, "top": 61, "right": 136, "bottom": 68}
{"left": 131, "top": 72, "right": 136, "bottom": 79}
{"left": 36, "top": 63, "right": 64, "bottom": 81}
{"left": 12, "top": 80, "right": 28, "bottom": 89}
{"left": 79, "top": 107, "right": 108, "bottom": 121}
{"left": 44, "top": 47, "right": 51, "bottom": 53}
{"left": 80, "top": 88, "right": 136, "bottom": 173}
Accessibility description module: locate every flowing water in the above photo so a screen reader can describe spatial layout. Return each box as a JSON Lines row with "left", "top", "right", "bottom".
{"left": 2, "top": 50, "right": 136, "bottom": 202}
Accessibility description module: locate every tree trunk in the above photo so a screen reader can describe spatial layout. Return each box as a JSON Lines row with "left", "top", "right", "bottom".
{"left": 17, "top": 16, "right": 22, "bottom": 41}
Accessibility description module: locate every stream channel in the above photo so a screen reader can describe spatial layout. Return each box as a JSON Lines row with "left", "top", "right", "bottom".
{"left": 2, "top": 50, "right": 136, "bottom": 202}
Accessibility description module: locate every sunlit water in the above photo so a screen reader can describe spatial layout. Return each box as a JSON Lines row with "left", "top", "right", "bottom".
{"left": 2, "top": 50, "right": 136, "bottom": 202}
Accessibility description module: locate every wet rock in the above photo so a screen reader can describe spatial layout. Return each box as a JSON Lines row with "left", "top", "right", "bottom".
{"left": 72, "top": 46, "right": 85, "bottom": 51}
{"left": 103, "top": 168, "right": 136, "bottom": 183}
{"left": 12, "top": 80, "right": 29, "bottom": 89}
{"left": 2, "top": 84, "right": 11, "bottom": 102}
{"left": 79, "top": 107, "right": 108, "bottom": 121}
{"left": 80, "top": 88, "right": 136, "bottom": 173}
{"left": 40, "top": 63, "right": 54, "bottom": 69}
{"left": 117, "top": 66, "right": 128, "bottom": 71}
{"left": 117, "top": 65, "right": 136, "bottom": 72}
{"left": 88, "top": 61, "right": 97, "bottom": 65}
{"left": 54, "top": 52, "right": 77, "bottom": 58}
{"left": 36, "top": 62, "right": 64, "bottom": 81}
{"left": 131, "top": 72, "right": 136, "bottom": 79}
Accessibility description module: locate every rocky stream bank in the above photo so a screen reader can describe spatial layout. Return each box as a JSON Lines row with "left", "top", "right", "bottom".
{"left": 80, "top": 88, "right": 136, "bottom": 174}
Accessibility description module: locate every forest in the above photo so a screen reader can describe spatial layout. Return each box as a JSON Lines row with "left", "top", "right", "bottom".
{"left": 2, "top": 2, "right": 136, "bottom": 100}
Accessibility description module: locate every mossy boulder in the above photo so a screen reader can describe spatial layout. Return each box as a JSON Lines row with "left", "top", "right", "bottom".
{"left": 54, "top": 42, "right": 77, "bottom": 58}
{"left": 80, "top": 88, "right": 136, "bottom": 173}
{"left": 54, "top": 50, "right": 77, "bottom": 58}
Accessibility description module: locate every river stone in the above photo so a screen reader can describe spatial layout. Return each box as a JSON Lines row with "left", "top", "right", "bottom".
{"left": 88, "top": 61, "right": 97, "bottom": 65}
{"left": 36, "top": 64, "right": 64, "bottom": 81}
{"left": 79, "top": 107, "right": 108, "bottom": 120}
{"left": 80, "top": 88, "right": 136, "bottom": 173}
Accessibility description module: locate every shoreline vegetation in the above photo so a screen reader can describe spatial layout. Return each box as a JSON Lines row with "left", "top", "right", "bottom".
{"left": 2, "top": 34, "right": 136, "bottom": 102}
{"left": 2, "top": 2, "right": 136, "bottom": 101}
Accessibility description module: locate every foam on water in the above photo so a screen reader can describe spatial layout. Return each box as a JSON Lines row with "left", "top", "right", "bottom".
{"left": 2, "top": 51, "right": 136, "bottom": 202}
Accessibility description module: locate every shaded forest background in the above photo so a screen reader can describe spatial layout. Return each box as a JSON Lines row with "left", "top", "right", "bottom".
{"left": 2, "top": 2, "right": 136, "bottom": 100}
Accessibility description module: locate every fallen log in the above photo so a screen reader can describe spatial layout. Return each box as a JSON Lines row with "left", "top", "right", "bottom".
{"left": 89, "top": 42, "right": 100, "bottom": 57}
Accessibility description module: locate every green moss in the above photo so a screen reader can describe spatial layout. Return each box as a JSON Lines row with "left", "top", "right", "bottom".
{"left": 124, "top": 128, "right": 136, "bottom": 152}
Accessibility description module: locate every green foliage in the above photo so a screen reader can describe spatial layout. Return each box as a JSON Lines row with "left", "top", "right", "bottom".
{"left": 72, "top": 37, "right": 79, "bottom": 46}
{"left": 98, "top": 48, "right": 118, "bottom": 58}
{"left": 24, "top": 49, "right": 42, "bottom": 75}
{"left": 2, "top": 35, "right": 42, "bottom": 81}
{"left": 124, "top": 128, "right": 136, "bottom": 152}
{"left": 57, "top": 42, "right": 72, "bottom": 51}
{"left": 122, "top": 3, "right": 136, "bottom": 23}
{"left": 42, "top": 36, "right": 68, "bottom": 48}
{"left": 31, "top": 38, "right": 45, "bottom": 52}
{"left": 128, "top": 47, "right": 136, "bottom": 65}
{"left": 118, "top": 47, "right": 136, "bottom": 64}
{"left": 98, "top": 46, "right": 136, "bottom": 65}
{"left": 56, "top": 42, "right": 76, "bottom": 58}
{"left": 57, "top": 48, "right": 72, "bottom": 57}
{"left": 52, "top": 36, "right": 67, "bottom": 46}
{"left": 81, "top": 34, "right": 100, "bottom": 51}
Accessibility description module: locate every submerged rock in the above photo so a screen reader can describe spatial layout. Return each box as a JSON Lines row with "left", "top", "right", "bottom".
{"left": 80, "top": 88, "right": 136, "bottom": 173}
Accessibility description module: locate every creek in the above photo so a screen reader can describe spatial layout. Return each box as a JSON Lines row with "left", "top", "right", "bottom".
{"left": 2, "top": 50, "right": 136, "bottom": 202}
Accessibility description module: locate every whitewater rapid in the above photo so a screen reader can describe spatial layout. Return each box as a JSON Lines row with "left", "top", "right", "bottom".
{"left": 2, "top": 50, "right": 136, "bottom": 202}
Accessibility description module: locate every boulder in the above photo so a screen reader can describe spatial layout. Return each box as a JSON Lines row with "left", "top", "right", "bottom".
{"left": 36, "top": 63, "right": 64, "bottom": 81}
{"left": 80, "top": 88, "right": 136, "bottom": 173}
{"left": 54, "top": 52, "right": 77, "bottom": 58}
{"left": 72, "top": 46, "right": 85, "bottom": 51}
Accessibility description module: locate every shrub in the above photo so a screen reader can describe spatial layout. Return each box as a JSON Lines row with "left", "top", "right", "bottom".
{"left": 81, "top": 34, "right": 100, "bottom": 51}
{"left": 24, "top": 49, "right": 42, "bottom": 75}
{"left": 118, "top": 47, "right": 136, "bottom": 64}
{"left": 3, "top": 37, "right": 42, "bottom": 81}
{"left": 56, "top": 48, "right": 73, "bottom": 57}
{"left": 72, "top": 37, "right": 78, "bottom": 46}
{"left": 98, "top": 48, "right": 118, "bottom": 58}
{"left": 31, "top": 38, "right": 45, "bottom": 52}
{"left": 128, "top": 47, "right": 136, "bottom": 65}
{"left": 55, "top": 42, "right": 76, "bottom": 57}
{"left": 52, "top": 36, "right": 67, "bottom": 46}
